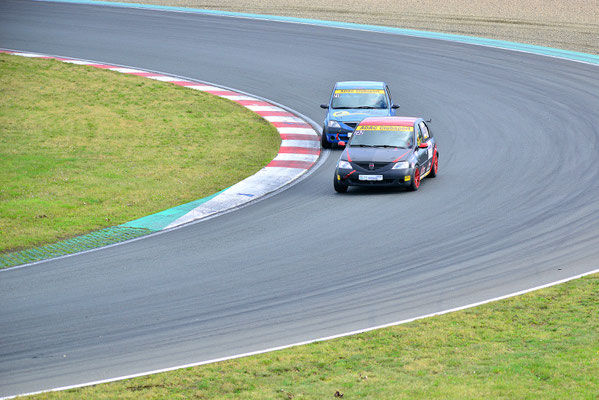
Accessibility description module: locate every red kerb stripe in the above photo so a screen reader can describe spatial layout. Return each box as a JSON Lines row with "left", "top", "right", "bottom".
{"left": 87, "top": 64, "right": 117, "bottom": 69}
{"left": 278, "top": 146, "right": 320, "bottom": 155}
{"left": 208, "top": 90, "right": 239, "bottom": 96}
{"left": 270, "top": 121, "right": 312, "bottom": 129}
{"left": 171, "top": 81, "right": 198, "bottom": 86}
{"left": 279, "top": 134, "right": 319, "bottom": 141}
{"left": 267, "top": 160, "right": 314, "bottom": 169}
{"left": 235, "top": 100, "right": 272, "bottom": 107}
{"left": 254, "top": 111, "right": 295, "bottom": 117}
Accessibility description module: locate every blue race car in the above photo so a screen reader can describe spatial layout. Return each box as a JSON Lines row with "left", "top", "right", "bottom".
{"left": 320, "top": 81, "right": 400, "bottom": 149}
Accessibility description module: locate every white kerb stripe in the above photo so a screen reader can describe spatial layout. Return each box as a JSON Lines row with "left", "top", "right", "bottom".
{"left": 281, "top": 140, "right": 320, "bottom": 149}
{"left": 13, "top": 53, "right": 45, "bottom": 57}
{"left": 147, "top": 75, "right": 188, "bottom": 82}
{"left": 220, "top": 95, "right": 257, "bottom": 101}
{"left": 60, "top": 60, "right": 95, "bottom": 65}
{"left": 277, "top": 127, "right": 317, "bottom": 135}
{"left": 246, "top": 105, "right": 286, "bottom": 112}
{"left": 264, "top": 115, "right": 304, "bottom": 123}
{"left": 186, "top": 85, "right": 225, "bottom": 91}
{"left": 109, "top": 67, "right": 147, "bottom": 73}
{"left": 273, "top": 154, "right": 319, "bottom": 162}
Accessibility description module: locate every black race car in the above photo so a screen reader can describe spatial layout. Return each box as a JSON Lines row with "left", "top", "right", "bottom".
{"left": 334, "top": 116, "right": 438, "bottom": 192}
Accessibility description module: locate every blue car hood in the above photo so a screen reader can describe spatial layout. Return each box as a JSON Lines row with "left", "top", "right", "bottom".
{"left": 329, "top": 108, "right": 390, "bottom": 122}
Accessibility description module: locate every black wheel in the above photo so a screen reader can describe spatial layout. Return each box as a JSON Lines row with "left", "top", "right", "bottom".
{"left": 408, "top": 167, "right": 421, "bottom": 191}
{"left": 321, "top": 128, "right": 332, "bottom": 149}
{"left": 428, "top": 150, "right": 438, "bottom": 178}
{"left": 334, "top": 175, "right": 348, "bottom": 193}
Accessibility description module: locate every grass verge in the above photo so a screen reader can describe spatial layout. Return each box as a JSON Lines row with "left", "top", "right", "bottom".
{"left": 26, "top": 273, "right": 598, "bottom": 399}
{"left": 0, "top": 53, "right": 280, "bottom": 254}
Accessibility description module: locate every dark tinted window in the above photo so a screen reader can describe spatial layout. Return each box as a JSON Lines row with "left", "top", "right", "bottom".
{"left": 331, "top": 89, "right": 388, "bottom": 109}
{"left": 350, "top": 125, "right": 413, "bottom": 148}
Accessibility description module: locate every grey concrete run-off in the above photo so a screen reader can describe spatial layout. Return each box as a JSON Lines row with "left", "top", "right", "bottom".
{"left": 1, "top": 0, "right": 598, "bottom": 397}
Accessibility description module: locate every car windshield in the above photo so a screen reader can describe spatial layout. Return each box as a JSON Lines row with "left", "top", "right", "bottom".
{"left": 331, "top": 89, "right": 388, "bottom": 109}
{"left": 349, "top": 125, "right": 414, "bottom": 148}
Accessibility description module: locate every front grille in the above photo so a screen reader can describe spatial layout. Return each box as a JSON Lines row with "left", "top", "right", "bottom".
{"left": 354, "top": 162, "right": 392, "bottom": 170}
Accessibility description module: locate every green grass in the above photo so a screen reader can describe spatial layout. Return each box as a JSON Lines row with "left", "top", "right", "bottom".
{"left": 0, "top": 53, "right": 280, "bottom": 253}
{"left": 26, "top": 273, "right": 598, "bottom": 399}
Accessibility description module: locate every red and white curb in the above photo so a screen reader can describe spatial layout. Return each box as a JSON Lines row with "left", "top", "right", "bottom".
{"left": 1, "top": 50, "right": 321, "bottom": 228}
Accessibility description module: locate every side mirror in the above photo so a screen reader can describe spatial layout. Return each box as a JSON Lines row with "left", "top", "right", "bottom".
{"left": 391, "top": 104, "right": 400, "bottom": 109}
{"left": 418, "top": 143, "right": 429, "bottom": 149}
{"left": 338, "top": 141, "right": 346, "bottom": 147}
{"left": 320, "top": 104, "right": 329, "bottom": 109}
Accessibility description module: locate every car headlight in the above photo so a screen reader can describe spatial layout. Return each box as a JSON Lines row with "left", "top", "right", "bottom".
{"left": 337, "top": 160, "right": 352, "bottom": 169}
{"left": 328, "top": 120, "right": 341, "bottom": 128}
{"left": 392, "top": 161, "right": 410, "bottom": 169}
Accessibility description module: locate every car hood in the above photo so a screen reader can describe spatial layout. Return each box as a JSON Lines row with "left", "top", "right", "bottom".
{"left": 344, "top": 147, "right": 412, "bottom": 163}
{"left": 329, "top": 108, "right": 390, "bottom": 122}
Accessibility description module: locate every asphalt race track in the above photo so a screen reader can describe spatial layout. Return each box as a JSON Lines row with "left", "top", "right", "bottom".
{"left": 1, "top": 0, "right": 598, "bottom": 396}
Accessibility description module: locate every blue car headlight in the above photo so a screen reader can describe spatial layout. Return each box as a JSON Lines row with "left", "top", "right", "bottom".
{"left": 328, "top": 120, "right": 341, "bottom": 128}
{"left": 337, "top": 160, "right": 352, "bottom": 169}
{"left": 392, "top": 161, "right": 410, "bottom": 169}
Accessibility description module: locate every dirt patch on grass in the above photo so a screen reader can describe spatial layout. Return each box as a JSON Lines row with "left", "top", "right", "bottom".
{"left": 105, "top": 0, "right": 599, "bottom": 54}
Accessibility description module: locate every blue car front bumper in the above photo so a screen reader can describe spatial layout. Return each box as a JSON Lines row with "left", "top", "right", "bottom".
{"left": 323, "top": 122, "right": 358, "bottom": 145}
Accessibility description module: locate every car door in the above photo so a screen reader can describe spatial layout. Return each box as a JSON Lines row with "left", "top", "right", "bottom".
{"left": 415, "top": 123, "right": 429, "bottom": 172}
{"left": 385, "top": 85, "right": 395, "bottom": 115}
{"left": 418, "top": 121, "right": 435, "bottom": 173}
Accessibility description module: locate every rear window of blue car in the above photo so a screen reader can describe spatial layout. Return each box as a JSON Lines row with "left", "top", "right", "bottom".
{"left": 331, "top": 89, "right": 388, "bottom": 109}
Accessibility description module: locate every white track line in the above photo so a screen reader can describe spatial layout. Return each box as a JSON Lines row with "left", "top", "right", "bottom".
{"left": 4, "top": 267, "right": 597, "bottom": 400}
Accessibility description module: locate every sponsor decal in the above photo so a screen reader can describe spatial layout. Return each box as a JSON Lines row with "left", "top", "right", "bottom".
{"left": 334, "top": 89, "right": 386, "bottom": 94}
{"left": 332, "top": 111, "right": 371, "bottom": 117}
{"left": 404, "top": 175, "right": 411, "bottom": 181}
{"left": 355, "top": 125, "right": 414, "bottom": 132}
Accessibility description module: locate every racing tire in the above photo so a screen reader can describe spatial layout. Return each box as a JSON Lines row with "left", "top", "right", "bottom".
{"left": 321, "top": 129, "right": 332, "bottom": 149}
{"left": 334, "top": 176, "right": 348, "bottom": 193}
{"left": 408, "top": 167, "right": 421, "bottom": 191}
{"left": 428, "top": 150, "right": 438, "bottom": 178}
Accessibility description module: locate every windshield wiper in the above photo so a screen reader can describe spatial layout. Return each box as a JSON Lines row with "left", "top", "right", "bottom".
{"left": 355, "top": 106, "right": 378, "bottom": 109}
{"left": 350, "top": 144, "right": 375, "bottom": 147}
{"left": 331, "top": 106, "right": 352, "bottom": 109}
{"left": 373, "top": 144, "right": 406, "bottom": 148}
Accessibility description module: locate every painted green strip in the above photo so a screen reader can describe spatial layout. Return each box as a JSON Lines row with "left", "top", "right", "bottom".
{"left": 0, "top": 187, "right": 229, "bottom": 268}
{"left": 35, "top": 0, "right": 599, "bottom": 65}
{"left": 0, "top": 226, "right": 154, "bottom": 268}
{"left": 121, "top": 187, "right": 227, "bottom": 231}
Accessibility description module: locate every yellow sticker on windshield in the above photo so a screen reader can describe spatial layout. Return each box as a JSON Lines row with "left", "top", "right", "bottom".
{"left": 356, "top": 125, "right": 414, "bottom": 131}
{"left": 334, "top": 89, "right": 386, "bottom": 94}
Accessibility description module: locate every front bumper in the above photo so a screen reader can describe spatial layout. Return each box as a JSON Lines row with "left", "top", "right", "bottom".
{"left": 324, "top": 126, "right": 355, "bottom": 144}
{"left": 335, "top": 167, "right": 414, "bottom": 187}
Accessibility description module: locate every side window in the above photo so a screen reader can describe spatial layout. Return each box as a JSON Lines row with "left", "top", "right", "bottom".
{"left": 416, "top": 125, "right": 424, "bottom": 145}
{"left": 419, "top": 122, "right": 430, "bottom": 140}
